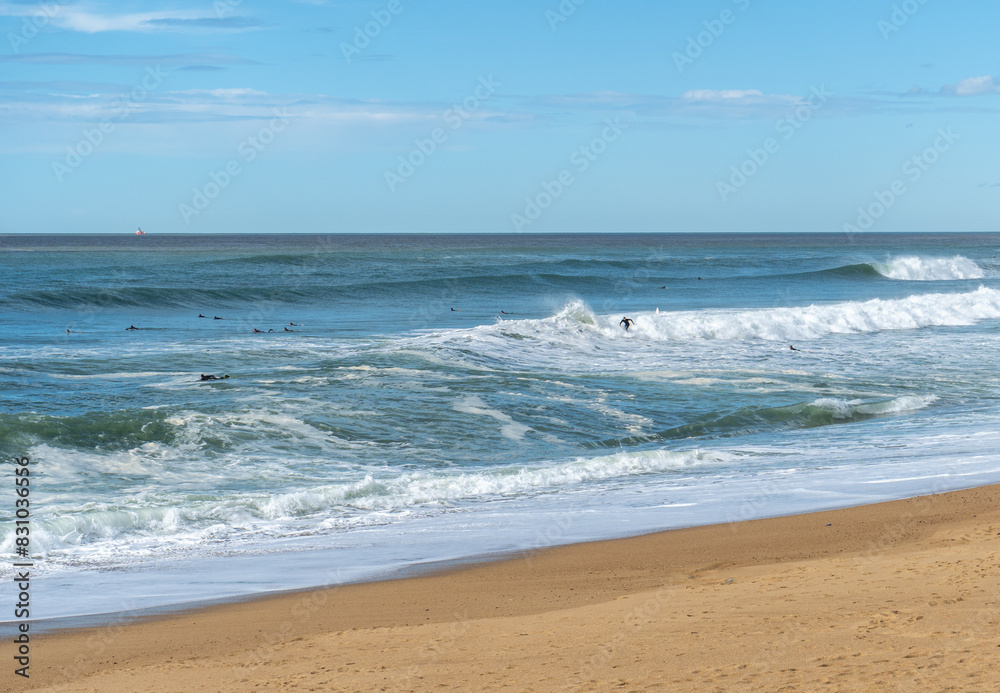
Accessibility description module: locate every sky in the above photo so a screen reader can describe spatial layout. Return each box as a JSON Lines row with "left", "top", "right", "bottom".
{"left": 0, "top": 0, "right": 998, "bottom": 234}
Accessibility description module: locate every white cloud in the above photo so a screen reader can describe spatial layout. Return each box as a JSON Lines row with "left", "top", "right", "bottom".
{"left": 0, "top": 4, "right": 260, "bottom": 33}
{"left": 943, "top": 75, "right": 1000, "bottom": 97}
{"left": 682, "top": 89, "right": 765, "bottom": 101}
{"left": 172, "top": 88, "right": 270, "bottom": 99}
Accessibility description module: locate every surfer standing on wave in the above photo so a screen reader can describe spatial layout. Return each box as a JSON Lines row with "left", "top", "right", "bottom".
{"left": 620, "top": 317, "right": 634, "bottom": 331}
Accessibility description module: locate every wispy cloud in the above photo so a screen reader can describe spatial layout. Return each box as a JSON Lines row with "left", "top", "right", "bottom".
{"left": 0, "top": 52, "right": 254, "bottom": 67}
{"left": 172, "top": 88, "right": 269, "bottom": 99}
{"left": 524, "top": 88, "right": 825, "bottom": 121}
{"left": 0, "top": 83, "right": 443, "bottom": 128}
{"left": 0, "top": 4, "right": 263, "bottom": 33}
{"left": 941, "top": 75, "right": 1000, "bottom": 97}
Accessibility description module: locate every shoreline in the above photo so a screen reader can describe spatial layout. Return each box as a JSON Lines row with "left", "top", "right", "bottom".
{"left": 14, "top": 482, "right": 1000, "bottom": 691}
{"left": 16, "top": 476, "right": 996, "bottom": 631}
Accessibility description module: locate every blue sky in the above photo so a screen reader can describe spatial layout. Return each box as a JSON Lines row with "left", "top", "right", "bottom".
{"left": 1, "top": 0, "right": 998, "bottom": 234}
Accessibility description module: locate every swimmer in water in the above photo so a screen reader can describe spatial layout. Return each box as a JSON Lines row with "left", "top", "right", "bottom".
{"left": 620, "top": 317, "right": 634, "bottom": 331}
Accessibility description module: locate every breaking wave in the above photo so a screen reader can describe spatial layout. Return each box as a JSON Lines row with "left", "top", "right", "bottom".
{"left": 498, "top": 287, "right": 1000, "bottom": 344}
{"left": 873, "top": 256, "right": 985, "bottom": 281}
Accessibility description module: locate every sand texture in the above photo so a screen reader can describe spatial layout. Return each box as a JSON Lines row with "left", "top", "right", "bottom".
{"left": 10, "top": 485, "right": 1000, "bottom": 692}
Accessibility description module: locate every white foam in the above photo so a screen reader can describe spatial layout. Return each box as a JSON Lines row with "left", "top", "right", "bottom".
{"left": 522, "top": 288, "right": 1000, "bottom": 345}
{"left": 875, "top": 256, "right": 985, "bottom": 281}
{"left": 809, "top": 395, "right": 938, "bottom": 419}
{"left": 453, "top": 395, "right": 532, "bottom": 441}
{"left": 3, "top": 446, "right": 739, "bottom": 562}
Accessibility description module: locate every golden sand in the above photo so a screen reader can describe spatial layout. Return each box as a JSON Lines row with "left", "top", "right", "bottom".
{"left": 12, "top": 484, "right": 1000, "bottom": 691}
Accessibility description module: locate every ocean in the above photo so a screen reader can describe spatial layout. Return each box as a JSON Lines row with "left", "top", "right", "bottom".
{"left": 2, "top": 232, "right": 999, "bottom": 623}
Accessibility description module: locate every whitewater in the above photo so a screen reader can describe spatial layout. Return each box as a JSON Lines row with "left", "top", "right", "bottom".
{"left": 1, "top": 232, "right": 998, "bottom": 622}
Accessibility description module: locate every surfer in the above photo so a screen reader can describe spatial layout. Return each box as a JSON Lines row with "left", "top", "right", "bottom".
{"left": 253, "top": 328, "right": 263, "bottom": 333}
{"left": 198, "top": 314, "right": 207, "bottom": 318}
{"left": 620, "top": 317, "right": 634, "bottom": 331}
{"left": 126, "top": 325, "right": 138, "bottom": 331}
{"left": 214, "top": 316, "right": 224, "bottom": 320}
{"left": 289, "top": 322, "right": 300, "bottom": 326}
{"left": 789, "top": 345, "right": 800, "bottom": 351}
{"left": 284, "top": 327, "right": 294, "bottom": 332}
{"left": 200, "top": 374, "right": 229, "bottom": 381}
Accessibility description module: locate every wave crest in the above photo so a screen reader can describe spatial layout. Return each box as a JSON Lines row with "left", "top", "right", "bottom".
{"left": 874, "top": 256, "right": 985, "bottom": 281}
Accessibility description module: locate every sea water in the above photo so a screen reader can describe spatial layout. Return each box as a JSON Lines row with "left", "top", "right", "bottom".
{"left": 1, "top": 232, "right": 999, "bottom": 621}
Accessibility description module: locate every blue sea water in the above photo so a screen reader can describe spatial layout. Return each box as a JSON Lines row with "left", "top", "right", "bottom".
{"left": 1, "top": 232, "right": 999, "bottom": 621}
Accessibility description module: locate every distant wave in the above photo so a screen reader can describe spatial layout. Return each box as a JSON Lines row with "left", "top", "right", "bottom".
{"left": 591, "top": 395, "right": 939, "bottom": 448}
{"left": 821, "top": 256, "right": 984, "bottom": 282}
{"left": 873, "top": 256, "right": 985, "bottom": 281}
{"left": 3, "top": 273, "right": 619, "bottom": 311}
{"left": 798, "top": 256, "right": 985, "bottom": 282}
{"left": 5, "top": 286, "right": 314, "bottom": 311}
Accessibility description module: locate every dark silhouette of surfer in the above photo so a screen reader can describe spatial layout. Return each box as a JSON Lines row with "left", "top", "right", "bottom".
{"left": 214, "top": 316, "right": 224, "bottom": 320}
{"left": 126, "top": 325, "right": 138, "bottom": 331}
{"left": 284, "top": 327, "right": 294, "bottom": 332}
{"left": 253, "top": 328, "right": 263, "bottom": 333}
{"left": 620, "top": 317, "right": 634, "bottom": 331}
{"left": 198, "top": 314, "right": 207, "bottom": 318}
{"left": 200, "top": 374, "right": 229, "bottom": 381}
{"left": 289, "top": 322, "right": 300, "bottom": 326}
{"left": 789, "top": 345, "right": 800, "bottom": 351}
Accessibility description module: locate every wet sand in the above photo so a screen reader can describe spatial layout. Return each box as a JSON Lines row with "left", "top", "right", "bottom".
{"left": 13, "top": 484, "right": 1000, "bottom": 691}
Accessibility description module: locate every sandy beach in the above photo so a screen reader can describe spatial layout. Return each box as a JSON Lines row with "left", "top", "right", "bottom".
{"left": 11, "top": 484, "right": 999, "bottom": 692}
